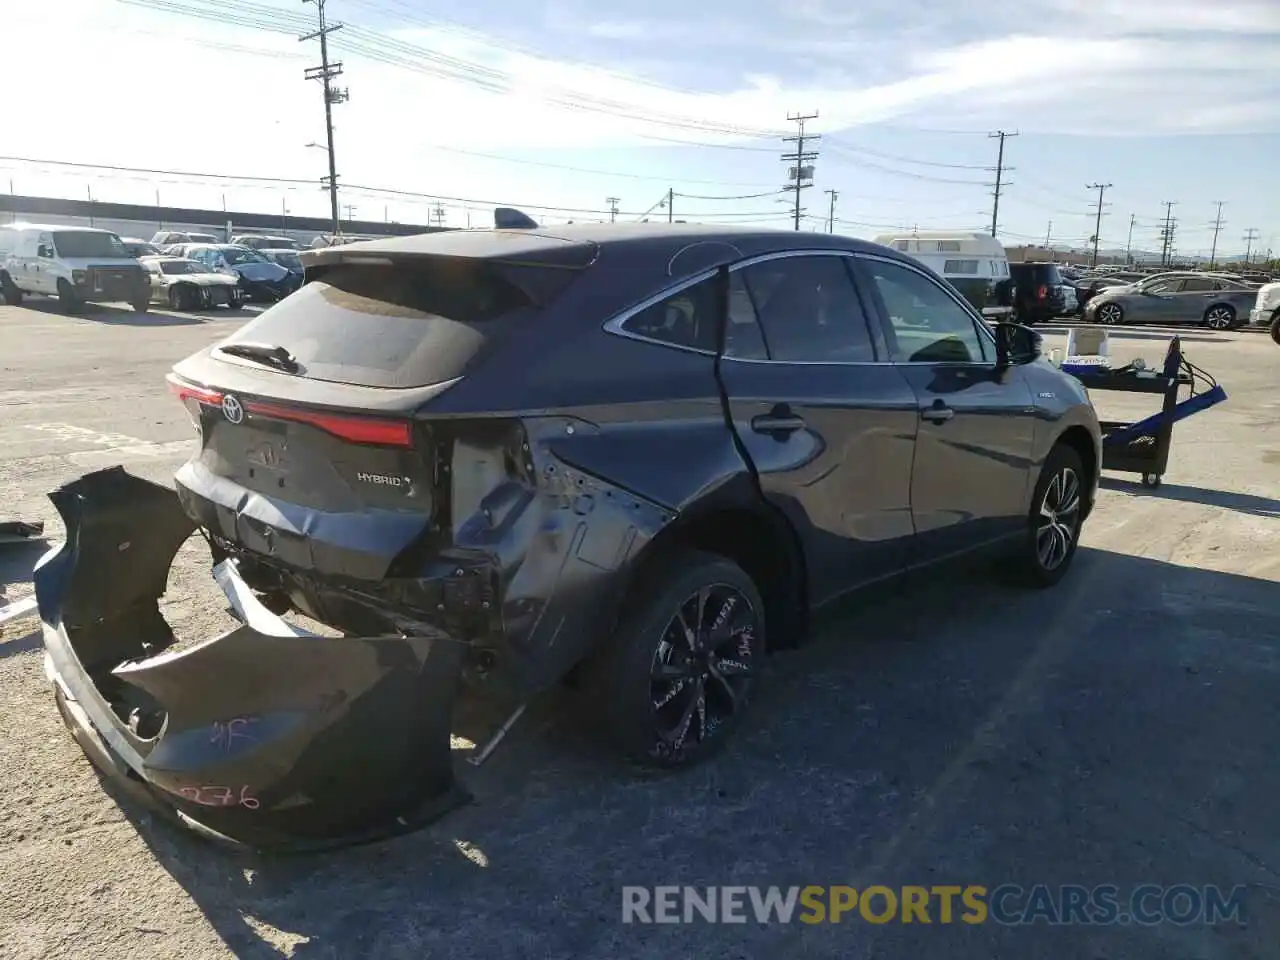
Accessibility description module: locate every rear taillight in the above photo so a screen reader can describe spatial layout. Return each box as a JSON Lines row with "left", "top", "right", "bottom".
{"left": 1037, "top": 284, "right": 1048, "bottom": 300}
{"left": 165, "top": 375, "right": 413, "bottom": 447}
{"left": 244, "top": 401, "right": 413, "bottom": 447}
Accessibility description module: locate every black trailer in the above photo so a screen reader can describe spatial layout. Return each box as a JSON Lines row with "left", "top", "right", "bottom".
{"left": 1068, "top": 337, "right": 1227, "bottom": 489}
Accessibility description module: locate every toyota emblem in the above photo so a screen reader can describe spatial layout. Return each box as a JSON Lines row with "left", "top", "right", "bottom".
{"left": 221, "top": 394, "right": 245, "bottom": 424}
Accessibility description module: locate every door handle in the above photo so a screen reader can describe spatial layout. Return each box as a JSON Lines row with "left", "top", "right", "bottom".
{"left": 921, "top": 402, "right": 955, "bottom": 424}
{"left": 751, "top": 411, "right": 806, "bottom": 435}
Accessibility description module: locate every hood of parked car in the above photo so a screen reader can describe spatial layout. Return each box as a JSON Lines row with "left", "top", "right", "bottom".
{"left": 163, "top": 272, "right": 239, "bottom": 287}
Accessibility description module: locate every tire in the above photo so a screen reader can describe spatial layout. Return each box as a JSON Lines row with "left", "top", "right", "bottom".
{"left": 132, "top": 298, "right": 150, "bottom": 313}
{"left": 1009, "top": 443, "right": 1086, "bottom": 588}
{"left": 167, "top": 285, "right": 188, "bottom": 311}
{"left": 1270, "top": 310, "right": 1280, "bottom": 347}
{"left": 585, "top": 548, "right": 765, "bottom": 769}
{"left": 1, "top": 273, "right": 22, "bottom": 306}
{"left": 1095, "top": 302, "right": 1124, "bottom": 325}
{"left": 1203, "top": 304, "right": 1237, "bottom": 330}
{"left": 56, "top": 279, "right": 82, "bottom": 314}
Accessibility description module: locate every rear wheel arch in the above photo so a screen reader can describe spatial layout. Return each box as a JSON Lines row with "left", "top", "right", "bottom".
{"left": 615, "top": 500, "right": 808, "bottom": 653}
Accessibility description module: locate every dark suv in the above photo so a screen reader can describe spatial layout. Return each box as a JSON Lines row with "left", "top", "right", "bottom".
{"left": 1009, "top": 261, "right": 1072, "bottom": 324}
{"left": 36, "top": 222, "right": 1102, "bottom": 851}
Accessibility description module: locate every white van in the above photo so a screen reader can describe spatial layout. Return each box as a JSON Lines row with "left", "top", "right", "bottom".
{"left": 0, "top": 223, "right": 151, "bottom": 313}
{"left": 873, "top": 231, "right": 1014, "bottom": 320}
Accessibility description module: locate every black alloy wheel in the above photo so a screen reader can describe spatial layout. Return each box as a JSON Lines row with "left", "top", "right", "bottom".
{"left": 649, "top": 582, "right": 758, "bottom": 763}
{"left": 586, "top": 549, "right": 765, "bottom": 768}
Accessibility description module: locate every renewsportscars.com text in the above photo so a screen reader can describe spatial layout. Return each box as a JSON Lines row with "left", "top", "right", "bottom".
{"left": 621, "top": 884, "right": 1248, "bottom": 926}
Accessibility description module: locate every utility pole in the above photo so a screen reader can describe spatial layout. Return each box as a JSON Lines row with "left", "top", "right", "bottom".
{"left": 1086, "top": 182, "right": 1111, "bottom": 267}
{"left": 1158, "top": 201, "right": 1178, "bottom": 266}
{"left": 1208, "top": 201, "right": 1226, "bottom": 267}
{"left": 606, "top": 197, "right": 620, "bottom": 223}
{"left": 343, "top": 203, "right": 357, "bottom": 224}
{"left": 1125, "top": 214, "right": 1136, "bottom": 264}
{"left": 1044, "top": 220, "right": 1052, "bottom": 249}
{"left": 987, "top": 130, "right": 1018, "bottom": 237}
{"left": 825, "top": 189, "right": 838, "bottom": 234}
{"left": 430, "top": 202, "right": 446, "bottom": 227}
{"left": 301, "top": 0, "right": 349, "bottom": 239}
{"left": 281, "top": 197, "right": 288, "bottom": 232}
{"left": 1243, "top": 227, "right": 1260, "bottom": 264}
{"left": 782, "top": 111, "right": 820, "bottom": 232}
{"left": 667, "top": 187, "right": 673, "bottom": 224}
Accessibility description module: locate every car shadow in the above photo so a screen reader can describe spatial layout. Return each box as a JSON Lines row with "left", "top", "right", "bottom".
{"left": 101, "top": 547, "right": 1280, "bottom": 959}
{"left": 0, "top": 538, "right": 47, "bottom": 589}
{"left": 14, "top": 298, "right": 209, "bottom": 326}
{"left": 1101, "top": 476, "right": 1280, "bottom": 518}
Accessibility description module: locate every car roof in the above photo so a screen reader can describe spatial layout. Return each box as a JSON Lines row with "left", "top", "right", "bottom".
{"left": 2, "top": 223, "right": 115, "bottom": 234}
{"left": 302, "top": 223, "right": 901, "bottom": 271}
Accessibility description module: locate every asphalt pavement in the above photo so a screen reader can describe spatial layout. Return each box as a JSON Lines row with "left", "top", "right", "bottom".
{"left": 1, "top": 299, "right": 1278, "bottom": 960}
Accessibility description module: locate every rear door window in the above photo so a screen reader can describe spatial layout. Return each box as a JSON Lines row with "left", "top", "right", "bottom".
{"left": 218, "top": 259, "right": 574, "bottom": 388}
{"left": 737, "top": 254, "right": 878, "bottom": 362}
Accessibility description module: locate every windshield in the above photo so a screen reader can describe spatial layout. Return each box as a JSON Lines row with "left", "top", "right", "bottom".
{"left": 222, "top": 247, "right": 268, "bottom": 266}
{"left": 160, "top": 260, "right": 205, "bottom": 276}
{"left": 269, "top": 251, "right": 302, "bottom": 268}
{"left": 53, "top": 231, "right": 129, "bottom": 259}
{"left": 189, "top": 234, "right": 218, "bottom": 243}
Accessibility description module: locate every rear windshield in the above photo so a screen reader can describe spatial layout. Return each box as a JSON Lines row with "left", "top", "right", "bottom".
{"left": 218, "top": 259, "right": 568, "bottom": 388}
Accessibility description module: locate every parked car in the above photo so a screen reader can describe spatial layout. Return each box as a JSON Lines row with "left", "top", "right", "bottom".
{"left": 165, "top": 242, "right": 297, "bottom": 301}
{"left": 120, "top": 237, "right": 162, "bottom": 259}
{"left": 139, "top": 256, "right": 247, "bottom": 310}
{"left": 152, "top": 230, "right": 220, "bottom": 246}
{"left": 1084, "top": 272, "right": 1254, "bottom": 329}
{"left": 258, "top": 247, "right": 305, "bottom": 285}
{"left": 1069, "top": 271, "right": 1146, "bottom": 314}
{"left": 1008, "top": 262, "right": 1074, "bottom": 324}
{"left": 1250, "top": 280, "right": 1280, "bottom": 331}
{"left": 231, "top": 234, "right": 303, "bottom": 251}
{"left": 35, "top": 222, "right": 1102, "bottom": 850}
{"left": 0, "top": 223, "right": 149, "bottom": 313}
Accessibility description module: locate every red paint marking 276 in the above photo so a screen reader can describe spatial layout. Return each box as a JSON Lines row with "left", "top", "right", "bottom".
{"left": 176, "top": 785, "right": 260, "bottom": 809}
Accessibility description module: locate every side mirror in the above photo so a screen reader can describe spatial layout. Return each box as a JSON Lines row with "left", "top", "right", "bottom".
{"left": 994, "top": 322, "right": 1042, "bottom": 368}
{"left": 37, "top": 244, "right": 53, "bottom": 258}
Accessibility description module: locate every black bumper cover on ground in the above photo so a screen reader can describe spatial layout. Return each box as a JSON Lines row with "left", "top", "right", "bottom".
{"left": 34, "top": 467, "right": 470, "bottom": 853}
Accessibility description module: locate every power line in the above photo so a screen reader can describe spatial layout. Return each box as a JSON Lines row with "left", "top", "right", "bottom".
{"left": 782, "top": 111, "right": 819, "bottom": 232}
{"left": 1085, "top": 182, "right": 1112, "bottom": 267}
{"left": 822, "top": 137, "right": 991, "bottom": 171}
{"left": 672, "top": 190, "right": 782, "bottom": 201}
{"left": 987, "top": 130, "right": 1018, "bottom": 237}
{"left": 0, "top": 153, "right": 792, "bottom": 219}
{"left": 120, "top": 0, "right": 786, "bottom": 140}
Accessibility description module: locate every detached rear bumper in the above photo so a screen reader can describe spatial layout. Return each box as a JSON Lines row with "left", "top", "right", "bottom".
{"left": 34, "top": 467, "right": 469, "bottom": 853}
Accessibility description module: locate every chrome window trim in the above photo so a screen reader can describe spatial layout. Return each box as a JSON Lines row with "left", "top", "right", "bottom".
{"left": 601, "top": 266, "right": 720, "bottom": 357}
{"left": 600, "top": 246, "right": 999, "bottom": 367}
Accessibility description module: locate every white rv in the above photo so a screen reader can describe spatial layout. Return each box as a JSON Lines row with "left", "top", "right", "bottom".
{"left": 873, "top": 231, "right": 1014, "bottom": 320}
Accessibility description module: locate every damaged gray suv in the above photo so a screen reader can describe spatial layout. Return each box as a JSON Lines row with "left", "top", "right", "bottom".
{"left": 35, "top": 221, "right": 1102, "bottom": 851}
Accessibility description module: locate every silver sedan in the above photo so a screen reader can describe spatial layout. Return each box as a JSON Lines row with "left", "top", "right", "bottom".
{"left": 1083, "top": 272, "right": 1255, "bottom": 329}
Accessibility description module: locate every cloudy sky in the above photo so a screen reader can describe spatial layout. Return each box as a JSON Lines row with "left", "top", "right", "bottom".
{"left": 4, "top": 0, "right": 1279, "bottom": 255}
